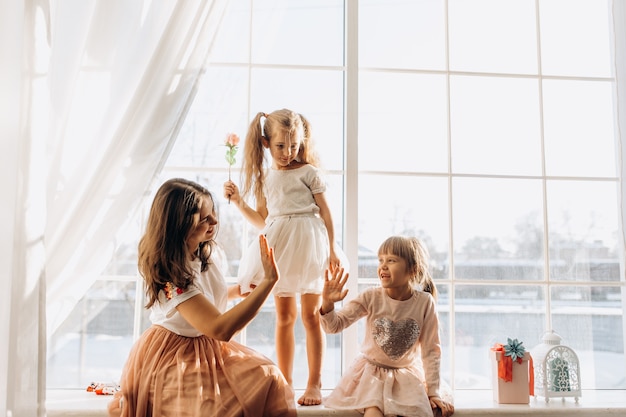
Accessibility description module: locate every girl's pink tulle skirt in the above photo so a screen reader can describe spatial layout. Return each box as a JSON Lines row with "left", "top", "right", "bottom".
{"left": 323, "top": 356, "right": 454, "bottom": 417}
{"left": 108, "top": 325, "right": 296, "bottom": 417}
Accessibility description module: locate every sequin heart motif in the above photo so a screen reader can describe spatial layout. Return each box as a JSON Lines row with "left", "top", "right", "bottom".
{"left": 372, "top": 317, "right": 420, "bottom": 360}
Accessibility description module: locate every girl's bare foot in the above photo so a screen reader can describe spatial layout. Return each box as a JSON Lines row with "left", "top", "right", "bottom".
{"left": 297, "top": 386, "right": 322, "bottom": 406}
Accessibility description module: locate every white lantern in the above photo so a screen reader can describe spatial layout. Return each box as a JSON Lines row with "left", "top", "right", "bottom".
{"left": 530, "top": 330, "right": 581, "bottom": 403}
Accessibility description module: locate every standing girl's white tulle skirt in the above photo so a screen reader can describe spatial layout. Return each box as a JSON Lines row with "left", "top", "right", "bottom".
{"left": 237, "top": 213, "right": 348, "bottom": 296}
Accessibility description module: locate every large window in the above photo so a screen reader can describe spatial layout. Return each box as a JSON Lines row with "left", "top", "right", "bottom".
{"left": 47, "top": 0, "right": 625, "bottom": 392}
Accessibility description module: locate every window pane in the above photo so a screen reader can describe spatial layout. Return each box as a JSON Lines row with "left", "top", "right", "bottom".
{"left": 251, "top": 0, "right": 344, "bottom": 66}
{"left": 359, "top": 0, "right": 446, "bottom": 70}
{"left": 550, "top": 285, "right": 625, "bottom": 389}
{"left": 169, "top": 67, "right": 250, "bottom": 168}
{"left": 210, "top": 0, "right": 251, "bottom": 63}
{"left": 436, "top": 284, "right": 453, "bottom": 385}
{"left": 450, "top": 75, "right": 542, "bottom": 175}
{"left": 325, "top": 173, "right": 346, "bottom": 244}
{"left": 76, "top": 0, "right": 625, "bottom": 394}
{"left": 359, "top": 72, "right": 448, "bottom": 173}
{"left": 449, "top": 0, "right": 538, "bottom": 74}
{"left": 543, "top": 79, "right": 616, "bottom": 177}
{"left": 454, "top": 284, "right": 546, "bottom": 389}
{"left": 358, "top": 174, "right": 450, "bottom": 279}
{"left": 539, "top": 0, "right": 612, "bottom": 77}
{"left": 47, "top": 280, "right": 148, "bottom": 388}
{"left": 240, "top": 298, "right": 343, "bottom": 389}
{"left": 453, "top": 178, "right": 544, "bottom": 280}
{"left": 250, "top": 68, "right": 345, "bottom": 170}
{"left": 102, "top": 222, "right": 142, "bottom": 276}
{"left": 547, "top": 180, "right": 620, "bottom": 281}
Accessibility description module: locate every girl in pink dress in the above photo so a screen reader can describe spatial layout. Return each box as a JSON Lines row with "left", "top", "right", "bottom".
{"left": 320, "top": 236, "right": 455, "bottom": 417}
{"left": 224, "top": 108, "right": 347, "bottom": 406}
{"left": 108, "top": 178, "right": 296, "bottom": 417}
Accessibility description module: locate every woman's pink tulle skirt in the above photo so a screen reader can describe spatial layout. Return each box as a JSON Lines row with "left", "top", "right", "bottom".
{"left": 108, "top": 325, "right": 296, "bottom": 417}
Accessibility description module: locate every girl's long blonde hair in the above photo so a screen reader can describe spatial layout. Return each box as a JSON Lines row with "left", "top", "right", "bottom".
{"left": 138, "top": 178, "right": 216, "bottom": 308}
{"left": 378, "top": 235, "right": 438, "bottom": 300}
{"left": 240, "top": 108, "right": 320, "bottom": 202}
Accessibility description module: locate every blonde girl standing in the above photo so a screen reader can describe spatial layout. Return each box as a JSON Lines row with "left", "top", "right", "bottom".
{"left": 320, "top": 236, "right": 454, "bottom": 417}
{"left": 224, "top": 108, "right": 346, "bottom": 406}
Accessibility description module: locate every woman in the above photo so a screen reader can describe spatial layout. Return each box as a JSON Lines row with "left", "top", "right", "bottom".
{"left": 108, "top": 178, "right": 296, "bottom": 417}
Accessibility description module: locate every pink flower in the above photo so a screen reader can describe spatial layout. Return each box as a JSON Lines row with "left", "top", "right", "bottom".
{"left": 225, "top": 133, "right": 240, "bottom": 168}
{"left": 224, "top": 132, "right": 240, "bottom": 203}
{"left": 225, "top": 132, "right": 240, "bottom": 147}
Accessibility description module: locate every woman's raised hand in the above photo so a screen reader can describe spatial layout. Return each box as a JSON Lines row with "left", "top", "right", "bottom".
{"left": 259, "top": 234, "right": 279, "bottom": 286}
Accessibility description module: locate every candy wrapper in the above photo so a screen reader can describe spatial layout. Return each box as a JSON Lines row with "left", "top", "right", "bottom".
{"left": 86, "top": 381, "right": 120, "bottom": 395}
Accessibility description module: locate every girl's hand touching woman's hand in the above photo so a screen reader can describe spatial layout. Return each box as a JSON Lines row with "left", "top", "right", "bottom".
{"left": 320, "top": 266, "right": 349, "bottom": 314}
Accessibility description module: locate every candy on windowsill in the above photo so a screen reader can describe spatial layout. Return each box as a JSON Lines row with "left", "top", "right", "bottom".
{"left": 86, "top": 382, "right": 120, "bottom": 395}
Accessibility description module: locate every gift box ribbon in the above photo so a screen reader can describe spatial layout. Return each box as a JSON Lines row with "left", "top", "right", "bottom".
{"left": 491, "top": 343, "right": 534, "bottom": 396}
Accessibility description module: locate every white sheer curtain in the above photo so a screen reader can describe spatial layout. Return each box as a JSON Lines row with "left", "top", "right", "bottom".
{"left": 0, "top": 0, "right": 226, "bottom": 415}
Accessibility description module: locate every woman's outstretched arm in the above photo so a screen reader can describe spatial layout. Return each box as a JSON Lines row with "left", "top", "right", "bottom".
{"left": 177, "top": 234, "right": 278, "bottom": 340}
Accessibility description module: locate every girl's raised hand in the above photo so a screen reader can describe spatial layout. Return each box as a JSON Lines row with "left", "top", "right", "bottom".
{"left": 323, "top": 266, "right": 349, "bottom": 304}
{"left": 259, "top": 234, "right": 279, "bottom": 286}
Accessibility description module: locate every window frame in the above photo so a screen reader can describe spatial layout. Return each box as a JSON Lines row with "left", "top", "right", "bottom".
{"left": 46, "top": 0, "right": 626, "bottom": 391}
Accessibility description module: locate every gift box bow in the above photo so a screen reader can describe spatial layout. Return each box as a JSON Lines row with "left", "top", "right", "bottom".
{"left": 491, "top": 338, "right": 534, "bottom": 395}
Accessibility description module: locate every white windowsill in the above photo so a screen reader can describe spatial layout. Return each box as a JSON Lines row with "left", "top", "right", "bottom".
{"left": 46, "top": 389, "right": 626, "bottom": 417}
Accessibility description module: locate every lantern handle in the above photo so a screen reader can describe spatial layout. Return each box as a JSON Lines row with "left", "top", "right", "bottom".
{"left": 540, "top": 330, "right": 562, "bottom": 345}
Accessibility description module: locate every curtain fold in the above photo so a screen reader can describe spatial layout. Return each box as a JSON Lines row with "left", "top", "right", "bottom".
{"left": 1, "top": 2, "right": 47, "bottom": 415}
{"left": 1, "top": 0, "right": 226, "bottom": 415}
{"left": 44, "top": 0, "right": 226, "bottom": 337}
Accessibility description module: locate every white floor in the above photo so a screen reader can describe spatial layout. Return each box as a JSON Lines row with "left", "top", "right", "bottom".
{"left": 46, "top": 389, "right": 626, "bottom": 417}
